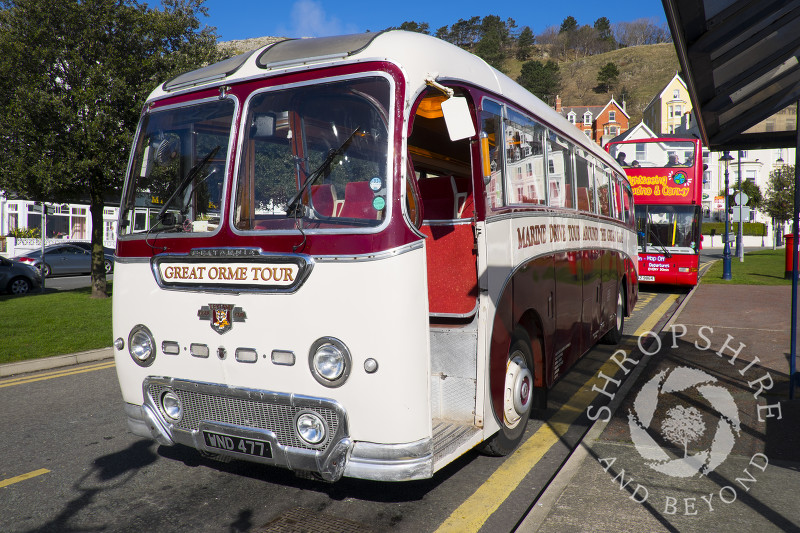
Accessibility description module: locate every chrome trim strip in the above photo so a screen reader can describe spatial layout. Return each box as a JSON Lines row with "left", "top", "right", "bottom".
{"left": 429, "top": 300, "right": 479, "bottom": 319}
{"left": 312, "top": 240, "right": 423, "bottom": 263}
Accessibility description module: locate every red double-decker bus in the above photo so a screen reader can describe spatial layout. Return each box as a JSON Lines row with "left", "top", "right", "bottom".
{"left": 606, "top": 137, "right": 703, "bottom": 286}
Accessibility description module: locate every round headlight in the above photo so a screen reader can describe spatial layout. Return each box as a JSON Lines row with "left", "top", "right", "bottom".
{"left": 161, "top": 391, "right": 182, "bottom": 421}
{"left": 308, "top": 337, "right": 351, "bottom": 387}
{"left": 295, "top": 412, "right": 326, "bottom": 445}
{"left": 128, "top": 325, "right": 156, "bottom": 367}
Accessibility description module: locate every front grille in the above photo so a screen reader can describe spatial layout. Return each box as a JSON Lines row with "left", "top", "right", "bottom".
{"left": 147, "top": 382, "right": 340, "bottom": 451}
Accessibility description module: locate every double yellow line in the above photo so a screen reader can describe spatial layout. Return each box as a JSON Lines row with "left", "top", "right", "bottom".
{"left": 436, "top": 293, "right": 679, "bottom": 532}
{"left": 0, "top": 360, "right": 115, "bottom": 389}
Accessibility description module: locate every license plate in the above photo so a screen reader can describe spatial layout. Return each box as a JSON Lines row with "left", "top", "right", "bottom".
{"left": 203, "top": 431, "right": 272, "bottom": 458}
{"left": 639, "top": 275, "right": 655, "bottom": 281}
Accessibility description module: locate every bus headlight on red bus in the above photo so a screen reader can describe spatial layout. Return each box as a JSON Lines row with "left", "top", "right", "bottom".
{"left": 308, "top": 337, "right": 351, "bottom": 387}
{"left": 128, "top": 325, "right": 156, "bottom": 367}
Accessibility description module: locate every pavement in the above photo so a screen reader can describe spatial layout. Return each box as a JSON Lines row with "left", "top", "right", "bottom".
{"left": 519, "top": 282, "right": 800, "bottom": 532}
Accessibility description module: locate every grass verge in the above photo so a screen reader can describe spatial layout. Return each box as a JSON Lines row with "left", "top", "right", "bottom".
{"left": 701, "top": 249, "right": 791, "bottom": 285}
{"left": 0, "top": 286, "right": 112, "bottom": 364}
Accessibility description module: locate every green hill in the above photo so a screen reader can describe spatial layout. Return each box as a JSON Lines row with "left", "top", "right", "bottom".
{"left": 505, "top": 43, "right": 680, "bottom": 125}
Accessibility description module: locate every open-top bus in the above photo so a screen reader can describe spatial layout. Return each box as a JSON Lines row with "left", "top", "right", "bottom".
{"left": 114, "top": 31, "right": 638, "bottom": 482}
{"left": 606, "top": 136, "right": 703, "bottom": 286}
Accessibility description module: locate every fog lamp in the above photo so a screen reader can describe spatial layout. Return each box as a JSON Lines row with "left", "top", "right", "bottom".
{"left": 295, "top": 412, "right": 326, "bottom": 445}
{"left": 161, "top": 391, "right": 182, "bottom": 421}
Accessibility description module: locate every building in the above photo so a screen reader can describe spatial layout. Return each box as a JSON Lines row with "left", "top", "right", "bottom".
{"left": 642, "top": 72, "right": 692, "bottom": 134}
{"left": 554, "top": 96, "right": 630, "bottom": 147}
{"left": 0, "top": 193, "right": 119, "bottom": 257}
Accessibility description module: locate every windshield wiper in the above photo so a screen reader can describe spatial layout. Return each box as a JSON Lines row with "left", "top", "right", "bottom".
{"left": 285, "top": 127, "right": 362, "bottom": 218}
{"left": 646, "top": 211, "right": 672, "bottom": 258}
{"left": 157, "top": 145, "right": 221, "bottom": 226}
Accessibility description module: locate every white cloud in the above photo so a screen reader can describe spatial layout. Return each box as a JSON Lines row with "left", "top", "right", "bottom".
{"left": 277, "top": 0, "right": 359, "bottom": 38}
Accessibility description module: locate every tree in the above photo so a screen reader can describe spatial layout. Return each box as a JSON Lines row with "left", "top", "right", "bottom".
{"left": 395, "top": 21, "right": 430, "bottom": 34}
{"left": 596, "top": 62, "right": 620, "bottom": 93}
{"left": 517, "top": 60, "right": 561, "bottom": 104}
{"left": 764, "top": 165, "right": 795, "bottom": 227}
{"left": 516, "top": 26, "right": 535, "bottom": 61}
{"left": 661, "top": 405, "right": 705, "bottom": 457}
{"left": 718, "top": 179, "right": 763, "bottom": 211}
{"left": 560, "top": 16, "right": 578, "bottom": 34}
{"left": 594, "top": 17, "right": 616, "bottom": 51}
{"left": 0, "top": 0, "right": 224, "bottom": 298}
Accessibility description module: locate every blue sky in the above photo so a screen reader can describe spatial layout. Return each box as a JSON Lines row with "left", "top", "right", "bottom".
{"left": 201, "top": 0, "right": 668, "bottom": 41}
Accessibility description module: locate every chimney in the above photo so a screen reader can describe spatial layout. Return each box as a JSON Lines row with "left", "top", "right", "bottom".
{"left": 622, "top": 99, "right": 626, "bottom": 112}
{"left": 555, "top": 95, "right": 562, "bottom": 113}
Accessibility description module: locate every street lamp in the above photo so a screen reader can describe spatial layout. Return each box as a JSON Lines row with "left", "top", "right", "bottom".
{"left": 720, "top": 151, "right": 734, "bottom": 280}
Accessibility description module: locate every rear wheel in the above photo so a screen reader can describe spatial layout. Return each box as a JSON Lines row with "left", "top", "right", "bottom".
{"left": 104, "top": 259, "right": 113, "bottom": 274}
{"left": 601, "top": 285, "right": 625, "bottom": 345}
{"left": 481, "top": 327, "right": 539, "bottom": 457}
{"left": 40, "top": 263, "right": 52, "bottom": 278}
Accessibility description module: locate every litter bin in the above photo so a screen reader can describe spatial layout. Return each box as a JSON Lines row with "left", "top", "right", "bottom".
{"left": 786, "top": 234, "right": 797, "bottom": 279}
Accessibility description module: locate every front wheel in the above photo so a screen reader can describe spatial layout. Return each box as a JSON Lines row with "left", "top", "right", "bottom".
{"left": 8, "top": 277, "right": 31, "bottom": 295}
{"left": 481, "top": 327, "right": 540, "bottom": 457}
{"left": 104, "top": 259, "right": 113, "bottom": 274}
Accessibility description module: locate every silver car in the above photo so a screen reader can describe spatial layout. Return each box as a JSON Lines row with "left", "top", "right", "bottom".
{"left": 0, "top": 256, "right": 42, "bottom": 295}
{"left": 14, "top": 244, "right": 114, "bottom": 277}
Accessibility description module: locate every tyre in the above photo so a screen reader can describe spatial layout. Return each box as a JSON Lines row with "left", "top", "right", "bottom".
{"left": 40, "top": 263, "right": 52, "bottom": 278}
{"left": 601, "top": 284, "right": 625, "bottom": 345}
{"left": 8, "top": 277, "right": 31, "bottom": 295}
{"left": 104, "top": 259, "right": 113, "bottom": 274}
{"left": 481, "top": 327, "right": 539, "bottom": 457}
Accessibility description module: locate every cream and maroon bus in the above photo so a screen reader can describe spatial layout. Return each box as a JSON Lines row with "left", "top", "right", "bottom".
{"left": 114, "top": 30, "right": 638, "bottom": 482}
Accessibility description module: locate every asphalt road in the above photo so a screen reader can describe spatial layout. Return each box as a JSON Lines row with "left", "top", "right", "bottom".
{"left": 0, "top": 288, "right": 684, "bottom": 533}
{"left": 41, "top": 273, "right": 113, "bottom": 292}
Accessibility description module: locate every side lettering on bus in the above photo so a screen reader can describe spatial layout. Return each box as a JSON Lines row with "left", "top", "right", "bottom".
{"left": 157, "top": 261, "right": 300, "bottom": 287}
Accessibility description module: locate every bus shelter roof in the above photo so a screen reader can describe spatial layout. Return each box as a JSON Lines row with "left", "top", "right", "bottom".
{"left": 662, "top": 0, "right": 800, "bottom": 150}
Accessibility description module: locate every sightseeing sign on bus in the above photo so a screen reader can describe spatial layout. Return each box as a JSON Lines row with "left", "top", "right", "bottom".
{"left": 605, "top": 136, "right": 703, "bottom": 285}
{"left": 113, "top": 31, "right": 638, "bottom": 482}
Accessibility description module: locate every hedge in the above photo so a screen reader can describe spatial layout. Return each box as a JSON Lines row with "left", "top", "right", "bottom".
{"left": 701, "top": 222, "right": 766, "bottom": 236}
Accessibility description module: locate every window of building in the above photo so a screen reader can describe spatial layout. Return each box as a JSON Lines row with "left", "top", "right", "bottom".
{"left": 673, "top": 89, "right": 679, "bottom": 99}
{"left": 583, "top": 112, "right": 592, "bottom": 125}
{"left": 609, "top": 111, "right": 616, "bottom": 122}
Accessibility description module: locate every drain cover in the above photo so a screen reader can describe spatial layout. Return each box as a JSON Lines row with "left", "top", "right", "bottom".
{"left": 257, "top": 507, "right": 375, "bottom": 533}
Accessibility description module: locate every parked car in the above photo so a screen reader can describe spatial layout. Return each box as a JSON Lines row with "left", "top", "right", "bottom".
{"left": 14, "top": 244, "right": 115, "bottom": 277}
{"left": 0, "top": 255, "right": 42, "bottom": 295}
{"left": 69, "top": 241, "right": 116, "bottom": 258}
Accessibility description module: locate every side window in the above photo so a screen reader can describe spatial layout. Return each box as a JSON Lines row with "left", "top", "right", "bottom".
{"left": 622, "top": 182, "right": 635, "bottom": 227}
{"left": 574, "top": 148, "right": 595, "bottom": 213}
{"left": 596, "top": 164, "right": 612, "bottom": 217}
{"left": 547, "top": 132, "right": 574, "bottom": 208}
{"left": 613, "top": 176, "right": 624, "bottom": 221}
{"left": 506, "top": 109, "right": 546, "bottom": 205}
{"left": 480, "top": 100, "right": 505, "bottom": 210}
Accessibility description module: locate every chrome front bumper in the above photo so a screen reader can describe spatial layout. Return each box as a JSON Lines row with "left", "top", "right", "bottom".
{"left": 125, "top": 377, "right": 433, "bottom": 482}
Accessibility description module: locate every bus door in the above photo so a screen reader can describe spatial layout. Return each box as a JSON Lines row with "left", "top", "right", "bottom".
{"left": 409, "top": 89, "right": 479, "bottom": 426}
{"left": 574, "top": 149, "right": 602, "bottom": 351}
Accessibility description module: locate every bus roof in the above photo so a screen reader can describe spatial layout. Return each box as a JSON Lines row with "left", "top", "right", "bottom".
{"left": 152, "top": 30, "right": 623, "bottom": 177}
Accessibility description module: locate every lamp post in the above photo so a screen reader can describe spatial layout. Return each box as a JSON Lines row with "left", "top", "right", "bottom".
{"left": 736, "top": 151, "right": 744, "bottom": 261}
{"left": 720, "top": 151, "right": 734, "bottom": 280}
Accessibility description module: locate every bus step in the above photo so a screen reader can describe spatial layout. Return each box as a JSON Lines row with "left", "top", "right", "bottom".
{"left": 432, "top": 419, "right": 482, "bottom": 469}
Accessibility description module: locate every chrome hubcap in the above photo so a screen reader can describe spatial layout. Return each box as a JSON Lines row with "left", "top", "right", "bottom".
{"left": 503, "top": 353, "right": 533, "bottom": 429}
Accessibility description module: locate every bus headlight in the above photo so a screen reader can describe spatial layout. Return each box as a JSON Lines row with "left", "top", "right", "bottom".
{"left": 128, "top": 325, "right": 156, "bottom": 367}
{"left": 161, "top": 391, "right": 183, "bottom": 421}
{"left": 295, "top": 411, "right": 326, "bottom": 445}
{"left": 308, "top": 337, "right": 351, "bottom": 387}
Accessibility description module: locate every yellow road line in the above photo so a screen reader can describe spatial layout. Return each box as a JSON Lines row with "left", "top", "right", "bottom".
{"left": 0, "top": 361, "right": 115, "bottom": 389}
{"left": 0, "top": 468, "right": 50, "bottom": 489}
{"left": 435, "top": 293, "right": 680, "bottom": 533}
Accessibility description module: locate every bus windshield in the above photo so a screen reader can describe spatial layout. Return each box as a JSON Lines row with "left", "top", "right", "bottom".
{"left": 233, "top": 76, "right": 391, "bottom": 231}
{"left": 121, "top": 98, "right": 234, "bottom": 235}
{"left": 636, "top": 205, "right": 701, "bottom": 254}
{"left": 607, "top": 140, "right": 695, "bottom": 169}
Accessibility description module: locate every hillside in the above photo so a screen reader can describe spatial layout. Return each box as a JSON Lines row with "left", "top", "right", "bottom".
{"left": 218, "top": 38, "right": 679, "bottom": 126}
{"left": 504, "top": 43, "right": 680, "bottom": 125}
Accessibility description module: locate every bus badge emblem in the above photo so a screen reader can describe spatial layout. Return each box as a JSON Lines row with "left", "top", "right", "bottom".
{"left": 198, "top": 304, "right": 247, "bottom": 334}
